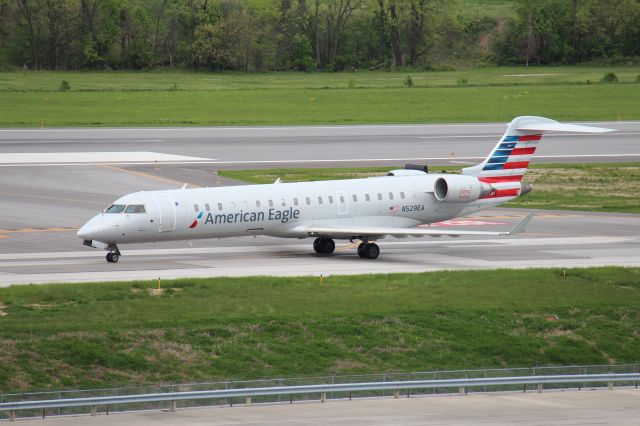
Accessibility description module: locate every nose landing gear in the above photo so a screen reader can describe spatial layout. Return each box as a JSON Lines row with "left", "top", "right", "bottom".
{"left": 106, "top": 244, "right": 121, "bottom": 263}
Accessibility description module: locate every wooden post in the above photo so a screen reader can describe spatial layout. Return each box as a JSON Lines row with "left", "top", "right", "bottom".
{"left": 394, "top": 389, "right": 400, "bottom": 399}
{"left": 537, "top": 384, "right": 543, "bottom": 393}
{"left": 91, "top": 406, "right": 97, "bottom": 416}
{"left": 608, "top": 381, "right": 614, "bottom": 391}
{"left": 459, "top": 386, "right": 465, "bottom": 395}
{"left": 169, "top": 400, "right": 176, "bottom": 412}
{"left": 9, "top": 411, "right": 15, "bottom": 422}
{"left": 245, "top": 397, "right": 251, "bottom": 406}
{"left": 321, "top": 392, "right": 326, "bottom": 403}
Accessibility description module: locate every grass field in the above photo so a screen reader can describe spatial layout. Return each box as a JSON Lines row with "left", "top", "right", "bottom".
{"left": 0, "top": 268, "right": 638, "bottom": 393}
{"left": 219, "top": 163, "right": 640, "bottom": 214}
{"left": 0, "top": 67, "right": 639, "bottom": 126}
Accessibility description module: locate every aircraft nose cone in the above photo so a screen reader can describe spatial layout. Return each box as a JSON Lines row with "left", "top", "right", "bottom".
{"left": 77, "top": 216, "right": 106, "bottom": 241}
{"left": 76, "top": 223, "right": 94, "bottom": 240}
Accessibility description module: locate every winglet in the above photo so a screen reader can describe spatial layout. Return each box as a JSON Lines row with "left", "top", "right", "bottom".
{"left": 507, "top": 211, "right": 535, "bottom": 235}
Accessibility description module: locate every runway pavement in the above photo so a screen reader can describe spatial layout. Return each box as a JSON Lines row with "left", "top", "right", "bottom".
{"left": 0, "top": 121, "right": 638, "bottom": 286}
{"left": 14, "top": 388, "right": 640, "bottom": 425}
{"left": 1, "top": 120, "right": 639, "bottom": 168}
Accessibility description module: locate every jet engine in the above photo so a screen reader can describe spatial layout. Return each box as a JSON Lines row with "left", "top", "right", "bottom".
{"left": 433, "top": 175, "right": 494, "bottom": 203}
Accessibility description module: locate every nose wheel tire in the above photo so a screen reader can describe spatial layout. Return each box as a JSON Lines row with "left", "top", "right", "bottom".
{"left": 106, "top": 244, "right": 121, "bottom": 263}
{"left": 358, "top": 242, "right": 380, "bottom": 259}
{"left": 313, "top": 237, "right": 335, "bottom": 255}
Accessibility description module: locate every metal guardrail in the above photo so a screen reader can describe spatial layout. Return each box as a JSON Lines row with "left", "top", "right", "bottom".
{"left": 1, "top": 373, "right": 639, "bottom": 421}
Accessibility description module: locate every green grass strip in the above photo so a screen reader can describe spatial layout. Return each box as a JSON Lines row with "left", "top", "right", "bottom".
{"left": 1, "top": 84, "right": 639, "bottom": 127}
{"left": 0, "top": 268, "right": 638, "bottom": 392}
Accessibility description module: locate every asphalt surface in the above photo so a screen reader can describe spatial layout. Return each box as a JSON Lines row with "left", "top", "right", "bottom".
{"left": 0, "top": 121, "right": 639, "bottom": 286}
{"left": 1, "top": 120, "right": 639, "bottom": 168}
{"left": 14, "top": 388, "right": 640, "bottom": 425}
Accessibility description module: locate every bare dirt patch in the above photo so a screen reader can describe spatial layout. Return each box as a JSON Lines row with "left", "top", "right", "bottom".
{"left": 152, "top": 341, "right": 197, "bottom": 363}
{"left": 332, "top": 360, "right": 369, "bottom": 371}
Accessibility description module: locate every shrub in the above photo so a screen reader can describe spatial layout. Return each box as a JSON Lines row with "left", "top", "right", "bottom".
{"left": 59, "top": 80, "right": 71, "bottom": 91}
{"left": 601, "top": 72, "right": 619, "bottom": 83}
{"left": 347, "top": 78, "right": 356, "bottom": 89}
{"left": 457, "top": 77, "right": 469, "bottom": 85}
{"left": 403, "top": 75, "right": 414, "bottom": 87}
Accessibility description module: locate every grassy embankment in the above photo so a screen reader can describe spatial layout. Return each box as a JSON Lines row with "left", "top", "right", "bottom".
{"left": 219, "top": 163, "right": 640, "bottom": 214}
{"left": 0, "top": 267, "right": 639, "bottom": 393}
{"left": 0, "top": 67, "right": 639, "bottom": 127}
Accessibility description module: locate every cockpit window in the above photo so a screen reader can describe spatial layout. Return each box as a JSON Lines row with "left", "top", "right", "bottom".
{"left": 105, "top": 204, "right": 126, "bottom": 213}
{"left": 124, "top": 205, "right": 146, "bottom": 214}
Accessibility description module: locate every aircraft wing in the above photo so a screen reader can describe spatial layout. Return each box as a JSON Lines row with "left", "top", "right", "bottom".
{"left": 304, "top": 212, "right": 534, "bottom": 238}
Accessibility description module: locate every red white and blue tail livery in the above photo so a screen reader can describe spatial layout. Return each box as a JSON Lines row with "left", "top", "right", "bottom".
{"left": 461, "top": 116, "right": 613, "bottom": 207}
{"left": 77, "top": 116, "right": 615, "bottom": 262}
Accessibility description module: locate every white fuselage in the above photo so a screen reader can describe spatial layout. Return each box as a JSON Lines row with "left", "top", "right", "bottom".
{"left": 77, "top": 173, "right": 506, "bottom": 245}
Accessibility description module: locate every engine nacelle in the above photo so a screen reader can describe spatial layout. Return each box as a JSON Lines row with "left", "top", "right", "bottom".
{"left": 433, "top": 175, "right": 494, "bottom": 203}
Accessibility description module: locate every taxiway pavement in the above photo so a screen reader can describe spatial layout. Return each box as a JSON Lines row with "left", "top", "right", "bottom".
{"left": 0, "top": 122, "right": 638, "bottom": 286}
{"left": 1, "top": 209, "right": 639, "bottom": 286}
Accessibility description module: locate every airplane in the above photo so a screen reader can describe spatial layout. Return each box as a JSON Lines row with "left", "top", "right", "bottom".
{"left": 77, "top": 116, "right": 614, "bottom": 262}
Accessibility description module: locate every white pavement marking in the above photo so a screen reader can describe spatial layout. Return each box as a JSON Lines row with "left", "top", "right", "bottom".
{"left": 0, "top": 152, "right": 212, "bottom": 164}
{"left": 417, "top": 132, "right": 640, "bottom": 139}
{"left": 1, "top": 153, "right": 639, "bottom": 168}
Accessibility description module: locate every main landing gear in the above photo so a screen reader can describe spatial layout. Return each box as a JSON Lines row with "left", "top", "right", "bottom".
{"left": 106, "top": 244, "right": 121, "bottom": 263}
{"left": 357, "top": 242, "right": 380, "bottom": 259}
{"left": 313, "top": 237, "right": 335, "bottom": 255}
{"left": 312, "top": 237, "right": 380, "bottom": 259}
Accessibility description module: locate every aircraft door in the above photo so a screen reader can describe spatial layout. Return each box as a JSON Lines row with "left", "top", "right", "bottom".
{"left": 336, "top": 191, "right": 348, "bottom": 216}
{"left": 153, "top": 192, "right": 176, "bottom": 232}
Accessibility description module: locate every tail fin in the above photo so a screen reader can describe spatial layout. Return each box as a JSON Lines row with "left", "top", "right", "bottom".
{"left": 462, "top": 116, "right": 614, "bottom": 200}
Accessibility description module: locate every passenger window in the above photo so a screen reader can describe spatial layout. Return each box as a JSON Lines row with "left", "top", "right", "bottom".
{"left": 269, "top": 200, "right": 274, "bottom": 207}
{"left": 339, "top": 195, "right": 345, "bottom": 203}
{"left": 377, "top": 193, "right": 382, "bottom": 201}
{"left": 256, "top": 200, "right": 261, "bottom": 208}
{"left": 318, "top": 196, "right": 323, "bottom": 205}
{"left": 293, "top": 198, "right": 299, "bottom": 206}
{"left": 281, "top": 199, "right": 286, "bottom": 207}
{"left": 105, "top": 204, "right": 126, "bottom": 213}
{"left": 400, "top": 192, "right": 405, "bottom": 199}
{"left": 306, "top": 197, "right": 311, "bottom": 205}
{"left": 389, "top": 192, "right": 394, "bottom": 200}
{"left": 194, "top": 204, "right": 199, "bottom": 212}
{"left": 328, "top": 195, "right": 334, "bottom": 203}
{"left": 365, "top": 194, "right": 370, "bottom": 202}
{"left": 352, "top": 194, "right": 357, "bottom": 202}
{"left": 218, "top": 203, "right": 223, "bottom": 210}
{"left": 205, "top": 203, "right": 210, "bottom": 211}
{"left": 124, "top": 205, "right": 145, "bottom": 214}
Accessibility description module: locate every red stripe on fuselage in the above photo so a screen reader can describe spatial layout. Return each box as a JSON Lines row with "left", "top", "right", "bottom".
{"left": 510, "top": 147, "right": 536, "bottom": 155}
{"left": 519, "top": 134, "right": 542, "bottom": 141}
{"left": 479, "top": 175, "right": 523, "bottom": 183}
{"left": 481, "top": 188, "right": 520, "bottom": 199}
{"left": 503, "top": 161, "right": 529, "bottom": 169}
